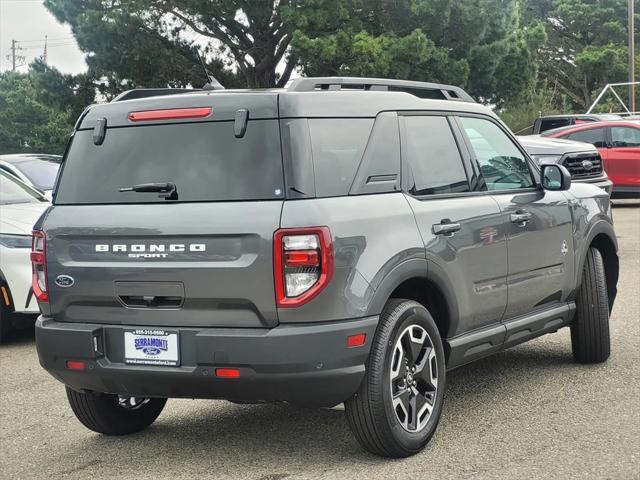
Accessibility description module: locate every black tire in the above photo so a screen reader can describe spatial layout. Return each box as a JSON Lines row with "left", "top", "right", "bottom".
{"left": 571, "top": 247, "right": 611, "bottom": 364}
{"left": 0, "top": 305, "right": 10, "bottom": 345}
{"left": 66, "top": 387, "right": 167, "bottom": 435}
{"left": 345, "top": 299, "right": 446, "bottom": 458}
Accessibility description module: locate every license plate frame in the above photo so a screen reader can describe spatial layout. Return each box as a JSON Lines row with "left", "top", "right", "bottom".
{"left": 124, "top": 329, "right": 180, "bottom": 367}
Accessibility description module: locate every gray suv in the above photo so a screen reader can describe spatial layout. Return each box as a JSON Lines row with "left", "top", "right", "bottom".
{"left": 34, "top": 77, "right": 619, "bottom": 458}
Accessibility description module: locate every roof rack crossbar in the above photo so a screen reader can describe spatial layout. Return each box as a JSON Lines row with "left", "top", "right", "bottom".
{"left": 286, "top": 77, "right": 474, "bottom": 103}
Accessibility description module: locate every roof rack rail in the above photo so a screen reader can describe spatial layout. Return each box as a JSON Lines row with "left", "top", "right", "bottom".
{"left": 286, "top": 76, "right": 474, "bottom": 103}
{"left": 111, "top": 88, "right": 203, "bottom": 103}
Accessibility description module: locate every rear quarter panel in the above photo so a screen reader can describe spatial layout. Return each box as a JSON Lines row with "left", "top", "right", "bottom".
{"left": 278, "top": 193, "right": 424, "bottom": 322}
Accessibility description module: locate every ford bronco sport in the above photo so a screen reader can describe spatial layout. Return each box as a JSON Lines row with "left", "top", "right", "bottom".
{"left": 34, "top": 77, "right": 619, "bottom": 458}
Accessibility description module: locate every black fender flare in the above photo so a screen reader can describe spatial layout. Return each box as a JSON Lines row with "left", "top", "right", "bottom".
{"left": 365, "top": 257, "right": 460, "bottom": 337}
{"left": 574, "top": 219, "right": 619, "bottom": 308}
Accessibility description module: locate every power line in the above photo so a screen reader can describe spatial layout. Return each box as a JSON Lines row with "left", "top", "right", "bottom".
{"left": 16, "top": 36, "right": 74, "bottom": 44}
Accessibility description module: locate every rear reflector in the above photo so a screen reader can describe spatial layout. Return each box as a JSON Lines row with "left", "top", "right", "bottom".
{"left": 128, "top": 107, "right": 212, "bottom": 122}
{"left": 66, "top": 360, "right": 85, "bottom": 371}
{"left": 215, "top": 368, "right": 240, "bottom": 378}
{"left": 347, "top": 333, "right": 366, "bottom": 348}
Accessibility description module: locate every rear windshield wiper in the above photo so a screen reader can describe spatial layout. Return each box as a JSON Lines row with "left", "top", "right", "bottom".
{"left": 119, "top": 182, "right": 178, "bottom": 200}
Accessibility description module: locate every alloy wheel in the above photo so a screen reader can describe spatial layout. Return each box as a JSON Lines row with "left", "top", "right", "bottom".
{"left": 389, "top": 324, "right": 438, "bottom": 432}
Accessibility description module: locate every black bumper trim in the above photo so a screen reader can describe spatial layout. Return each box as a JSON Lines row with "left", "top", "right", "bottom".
{"left": 36, "top": 316, "right": 379, "bottom": 407}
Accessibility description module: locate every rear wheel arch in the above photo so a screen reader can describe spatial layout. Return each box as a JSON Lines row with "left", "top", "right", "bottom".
{"left": 388, "top": 278, "right": 452, "bottom": 340}
{"left": 366, "top": 259, "right": 457, "bottom": 340}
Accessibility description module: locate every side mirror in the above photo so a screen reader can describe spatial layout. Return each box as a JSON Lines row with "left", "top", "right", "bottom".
{"left": 541, "top": 164, "right": 571, "bottom": 191}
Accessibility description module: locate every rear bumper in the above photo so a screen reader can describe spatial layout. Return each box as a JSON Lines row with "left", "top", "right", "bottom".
{"left": 35, "top": 316, "right": 378, "bottom": 407}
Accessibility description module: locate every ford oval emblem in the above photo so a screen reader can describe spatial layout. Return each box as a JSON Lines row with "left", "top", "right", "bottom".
{"left": 55, "top": 275, "right": 75, "bottom": 288}
{"left": 581, "top": 159, "right": 594, "bottom": 170}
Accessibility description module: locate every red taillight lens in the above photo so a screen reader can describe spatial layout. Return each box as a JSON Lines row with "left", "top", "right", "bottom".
{"left": 31, "top": 230, "right": 48, "bottom": 302}
{"left": 128, "top": 107, "right": 212, "bottom": 122}
{"left": 284, "top": 250, "right": 319, "bottom": 267}
{"left": 274, "top": 227, "right": 333, "bottom": 308}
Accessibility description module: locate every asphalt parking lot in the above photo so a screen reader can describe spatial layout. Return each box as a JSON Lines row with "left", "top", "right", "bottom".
{"left": 1, "top": 202, "right": 638, "bottom": 480}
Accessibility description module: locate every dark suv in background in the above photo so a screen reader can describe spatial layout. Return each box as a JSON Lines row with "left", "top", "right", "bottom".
{"left": 532, "top": 114, "right": 621, "bottom": 134}
{"left": 34, "top": 77, "right": 618, "bottom": 457}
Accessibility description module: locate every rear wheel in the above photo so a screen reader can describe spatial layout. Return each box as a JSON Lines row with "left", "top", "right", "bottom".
{"left": 66, "top": 387, "right": 167, "bottom": 435}
{"left": 345, "top": 299, "right": 446, "bottom": 457}
{"left": 571, "top": 247, "right": 611, "bottom": 363}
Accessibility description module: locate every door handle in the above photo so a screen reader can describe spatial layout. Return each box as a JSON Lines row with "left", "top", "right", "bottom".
{"left": 510, "top": 211, "right": 532, "bottom": 226}
{"left": 432, "top": 220, "right": 461, "bottom": 236}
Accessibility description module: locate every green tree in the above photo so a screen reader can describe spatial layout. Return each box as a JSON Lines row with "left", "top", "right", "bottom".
{"left": 0, "top": 62, "right": 88, "bottom": 154}
{"left": 290, "top": 0, "right": 546, "bottom": 106}
{"left": 523, "top": 0, "right": 637, "bottom": 110}
{"left": 44, "top": 0, "right": 545, "bottom": 106}
{"left": 44, "top": 0, "right": 297, "bottom": 91}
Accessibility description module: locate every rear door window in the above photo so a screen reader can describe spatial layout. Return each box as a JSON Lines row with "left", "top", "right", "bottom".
{"left": 55, "top": 120, "right": 284, "bottom": 204}
{"left": 401, "top": 115, "right": 470, "bottom": 196}
{"left": 563, "top": 128, "right": 606, "bottom": 148}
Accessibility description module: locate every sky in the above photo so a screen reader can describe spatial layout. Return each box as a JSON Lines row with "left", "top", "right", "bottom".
{"left": 0, "top": 0, "right": 86, "bottom": 74}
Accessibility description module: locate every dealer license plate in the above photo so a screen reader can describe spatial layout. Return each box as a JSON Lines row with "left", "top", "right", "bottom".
{"left": 124, "top": 329, "right": 180, "bottom": 366}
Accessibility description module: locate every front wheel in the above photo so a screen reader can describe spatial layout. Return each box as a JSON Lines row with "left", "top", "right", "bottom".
{"left": 66, "top": 387, "right": 167, "bottom": 435}
{"left": 345, "top": 299, "right": 446, "bottom": 457}
{"left": 571, "top": 247, "right": 611, "bottom": 363}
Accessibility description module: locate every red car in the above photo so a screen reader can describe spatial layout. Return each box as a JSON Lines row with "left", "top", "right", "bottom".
{"left": 543, "top": 120, "right": 640, "bottom": 197}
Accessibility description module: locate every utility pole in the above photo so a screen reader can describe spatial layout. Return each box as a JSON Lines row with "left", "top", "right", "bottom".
{"left": 7, "top": 39, "right": 25, "bottom": 72}
{"left": 11, "top": 39, "right": 16, "bottom": 71}
{"left": 630, "top": 0, "right": 636, "bottom": 112}
{"left": 42, "top": 35, "right": 48, "bottom": 64}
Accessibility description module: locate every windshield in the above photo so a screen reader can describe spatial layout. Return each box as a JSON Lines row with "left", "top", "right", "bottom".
{"left": 55, "top": 120, "right": 284, "bottom": 205}
{"left": 15, "top": 157, "right": 61, "bottom": 190}
{"left": 0, "top": 170, "right": 48, "bottom": 205}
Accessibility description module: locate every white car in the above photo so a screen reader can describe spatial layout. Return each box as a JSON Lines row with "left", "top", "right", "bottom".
{"left": 0, "top": 170, "right": 49, "bottom": 342}
{"left": 0, "top": 154, "right": 62, "bottom": 200}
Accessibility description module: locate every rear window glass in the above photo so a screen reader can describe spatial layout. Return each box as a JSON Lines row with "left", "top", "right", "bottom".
{"left": 55, "top": 120, "right": 284, "bottom": 204}
{"left": 538, "top": 119, "right": 572, "bottom": 132}
{"left": 15, "top": 158, "right": 61, "bottom": 190}
{"left": 0, "top": 170, "right": 47, "bottom": 205}
{"left": 308, "top": 119, "right": 373, "bottom": 197}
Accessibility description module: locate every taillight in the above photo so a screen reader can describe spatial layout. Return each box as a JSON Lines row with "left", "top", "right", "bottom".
{"left": 274, "top": 227, "right": 333, "bottom": 307}
{"left": 31, "top": 230, "right": 48, "bottom": 302}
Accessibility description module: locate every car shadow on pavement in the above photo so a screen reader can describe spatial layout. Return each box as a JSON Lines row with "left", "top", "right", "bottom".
{"left": 1, "top": 324, "right": 36, "bottom": 346}
{"left": 47, "top": 337, "right": 585, "bottom": 476}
